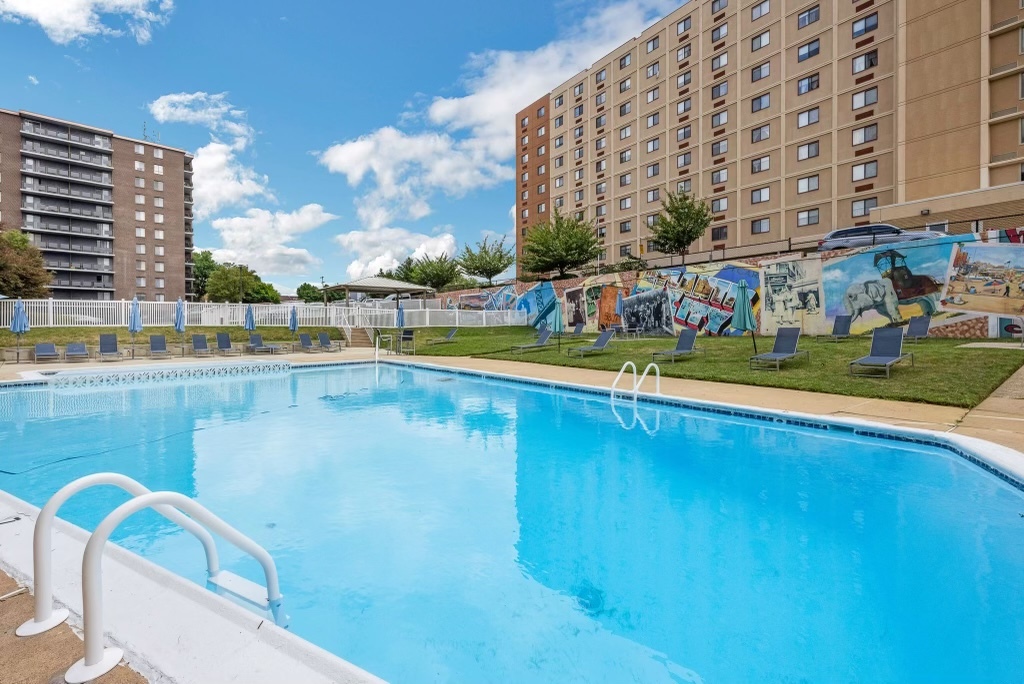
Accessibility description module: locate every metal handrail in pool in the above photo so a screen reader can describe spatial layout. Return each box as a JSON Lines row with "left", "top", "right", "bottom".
{"left": 611, "top": 361, "right": 637, "bottom": 398}
{"left": 611, "top": 361, "right": 661, "bottom": 400}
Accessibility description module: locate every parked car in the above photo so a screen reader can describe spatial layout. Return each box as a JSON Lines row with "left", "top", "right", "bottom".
{"left": 817, "top": 224, "right": 945, "bottom": 251}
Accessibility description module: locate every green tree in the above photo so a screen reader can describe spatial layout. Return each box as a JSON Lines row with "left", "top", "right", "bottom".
{"left": 458, "top": 236, "right": 516, "bottom": 286}
{"left": 296, "top": 282, "right": 322, "bottom": 303}
{"left": 376, "top": 257, "right": 418, "bottom": 282}
{"left": 649, "top": 191, "right": 713, "bottom": 262}
{"left": 520, "top": 209, "right": 602, "bottom": 278}
{"left": 205, "top": 263, "right": 280, "bottom": 303}
{"left": 413, "top": 254, "right": 461, "bottom": 290}
{"left": 0, "top": 228, "right": 51, "bottom": 298}
{"left": 192, "top": 250, "right": 219, "bottom": 300}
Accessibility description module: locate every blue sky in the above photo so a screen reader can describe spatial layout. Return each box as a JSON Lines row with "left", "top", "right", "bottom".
{"left": 0, "top": 0, "right": 678, "bottom": 293}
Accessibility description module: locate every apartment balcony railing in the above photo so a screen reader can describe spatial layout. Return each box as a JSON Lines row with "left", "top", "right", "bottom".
{"left": 184, "top": 195, "right": 194, "bottom": 205}
{"left": 24, "top": 222, "right": 112, "bottom": 239}
{"left": 21, "top": 163, "right": 112, "bottom": 186}
{"left": 51, "top": 279, "right": 114, "bottom": 291}
{"left": 23, "top": 202, "right": 113, "bottom": 220}
{"left": 22, "top": 122, "right": 112, "bottom": 150}
{"left": 991, "top": 62, "right": 1019, "bottom": 76}
{"left": 32, "top": 240, "right": 113, "bottom": 256}
{"left": 992, "top": 16, "right": 1019, "bottom": 31}
{"left": 991, "top": 106, "right": 1018, "bottom": 120}
{"left": 45, "top": 260, "right": 113, "bottom": 273}
{"left": 184, "top": 210, "right": 194, "bottom": 219}
{"left": 22, "top": 183, "right": 112, "bottom": 204}
{"left": 991, "top": 151, "right": 1019, "bottom": 163}
{"left": 22, "top": 143, "right": 112, "bottom": 168}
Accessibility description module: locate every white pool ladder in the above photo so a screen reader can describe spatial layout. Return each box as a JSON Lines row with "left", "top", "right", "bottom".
{"left": 611, "top": 361, "right": 661, "bottom": 399}
{"left": 16, "top": 473, "right": 284, "bottom": 684}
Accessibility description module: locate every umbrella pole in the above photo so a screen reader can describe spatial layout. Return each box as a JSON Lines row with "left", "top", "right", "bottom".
{"left": 751, "top": 330, "right": 757, "bottom": 354}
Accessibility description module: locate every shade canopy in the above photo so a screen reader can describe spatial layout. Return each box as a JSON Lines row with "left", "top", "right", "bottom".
{"left": 324, "top": 276, "right": 435, "bottom": 297}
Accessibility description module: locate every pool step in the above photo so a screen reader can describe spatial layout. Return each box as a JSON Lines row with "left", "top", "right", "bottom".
{"left": 208, "top": 570, "right": 272, "bottom": 609}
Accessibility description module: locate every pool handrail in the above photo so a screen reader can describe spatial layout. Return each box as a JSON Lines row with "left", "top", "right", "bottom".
{"left": 611, "top": 361, "right": 637, "bottom": 398}
{"left": 611, "top": 361, "right": 661, "bottom": 400}
{"left": 16, "top": 472, "right": 220, "bottom": 637}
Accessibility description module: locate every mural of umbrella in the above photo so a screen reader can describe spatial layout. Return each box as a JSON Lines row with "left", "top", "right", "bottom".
{"left": 128, "top": 296, "right": 144, "bottom": 359}
{"left": 732, "top": 280, "right": 758, "bottom": 354}
{"left": 174, "top": 297, "right": 186, "bottom": 350}
{"left": 10, "top": 298, "right": 29, "bottom": 362}
{"left": 396, "top": 302, "right": 405, "bottom": 328}
{"left": 289, "top": 305, "right": 298, "bottom": 341}
{"left": 244, "top": 304, "right": 256, "bottom": 331}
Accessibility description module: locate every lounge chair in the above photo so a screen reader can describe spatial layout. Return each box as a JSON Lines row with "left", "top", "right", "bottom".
{"left": 426, "top": 328, "right": 457, "bottom": 345}
{"left": 395, "top": 329, "right": 416, "bottom": 355}
{"left": 217, "top": 332, "right": 242, "bottom": 356}
{"left": 567, "top": 329, "right": 615, "bottom": 357}
{"left": 850, "top": 327, "right": 915, "bottom": 378}
{"left": 192, "top": 334, "right": 215, "bottom": 357}
{"left": 317, "top": 332, "right": 342, "bottom": 352}
{"left": 904, "top": 315, "right": 930, "bottom": 343}
{"left": 98, "top": 334, "right": 122, "bottom": 362}
{"left": 565, "top": 323, "right": 585, "bottom": 337}
{"left": 749, "top": 327, "right": 809, "bottom": 371}
{"left": 297, "top": 333, "right": 318, "bottom": 353}
{"left": 248, "top": 333, "right": 281, "bottom": 354}
{"left": 533, "top": 320, "right": 549, "bottom": 337}
{"left": 652, "top": 328, "right": 706, "bottom": 363}
{"left": 148, "top": 334, "right": 172, "bottom": 359}
{"left": 819, "top": 314, "right": 852, "bottom": 342}
{"left": 34, "top": 343, "right": 61, "bottom": 362}
{"left": 65, "top": 342, "right": 90, "bottom": 362}
{"left": 511, "top": 328, "right": 553, "bottom": 354}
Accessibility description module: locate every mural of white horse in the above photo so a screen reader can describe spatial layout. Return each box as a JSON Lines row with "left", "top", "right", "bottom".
{"left": 843, "top": 279, "right": 902, "bottom": 324}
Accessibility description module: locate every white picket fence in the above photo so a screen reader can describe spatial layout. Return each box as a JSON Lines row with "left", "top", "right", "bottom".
{"left": 0, "top": 299, "right": 527, "bottom": 329}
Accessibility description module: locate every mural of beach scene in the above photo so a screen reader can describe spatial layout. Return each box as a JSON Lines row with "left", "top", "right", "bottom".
{"left": 942, "top": 242, "right": 1024, "bottom": 316}
{"left": 635, "top": 263, "right": 761, "bottom": 336}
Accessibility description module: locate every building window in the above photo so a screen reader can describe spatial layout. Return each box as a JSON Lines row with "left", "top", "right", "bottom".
{"left": 798, "top": 39, "right": 820, "bottom": 62}
{"left": 620, "top": 125, "right": 632, "bottom": 140}
{"left": 538, "top": 126, "right": 545, "bottom": 135}
{"left": 852, "top": 87, "right": 878, "bottom": 110}
{"left": 752, "top": 93, "right": 770, "bottom": 112}
{"left": 136, "top": 244, "right": 146, "bottom": 254}
{"left": 646, "top": 62, "right": 660, "bottom": 78}
{"left": 751, "top": 155, "right": 770, "bottom": 173}
{"left": 538, "top": 144, "right": 547, "bottom": 155}
{"left": 620, "top": 172, "right": 632, "bottom": 186}
{"left": 154, "top": 164, "right": 164, "bottom": 175}
{"left": 595, "top": 137, "right": 606, "bottom": 151}
{"left": 644, "top": 214, "right": 657, "bottom": 227}
{"left": 620, "top": 78, "right": 632, "bottom": 93}
{"left": 797, "top": 208, "right": 819, "bottom": 226}
{"left": 620, "top": 149, "right": 632, "bottom": 163}
{"left": 574, "top": 168, "right": 585, "bottom": 181}
{"left": 538, "top": 106, "right": 546, "bottom": 117}
{"left": 522, "top": 189, "right": 530, "bottom": 201}
{"left": 554, "top": 197, "right": 564, "bottom": 208}
{"left": 678, "top": 179, "right": 692, "bottom": 193}
{"left": 595, "top": 92, "right": 607, "bottom": 106}
{"left": 646, "top": 87, "right": 660, "bottom": 103}
{"left": 797, "top": 141, "right": 820, "bottom": 160}
{"left": 646, "top": 113, "right": 660, "bottom": 127}
{"left": 153, "top": 148, "right": 163, "bottom": 159}
{"left": 134, "top": 177, "right": 145, "bottom": 188}
{"left": 620, "top": 245, "right": 633, "bottom": 257}
{"left": 852, "top": 160, "right": 878, "bottom": 181}
{"left": 595, "top": 68, "right": 607, "bottom": 83}
{"left": 619, "top": 197, "right": 632, "bottom": 210}
{"left": 853, "top": 123, "right": 878, "bottom": 145}
{"left": 852, "top": 13, "right": 878, "bottom": 38}
{"left": 153, "top": 197, "right": 164, "bottom": 208}
{"left": 595, "top": 159, "right": 607, "bottom": 172}
{"left": 751, "top": 218, "right": 770, "bottom": 234}
{"left": 134, "top": 143, "right": 145, "bottom": 154}
{"left": 620, "top": 101, "right": 632, "bottom": 116}
{"left": 798, "top": 107, "right": 819, "bottom": 128}
{"left": 852, "top": 197, "right": 878, "bottom": 217}
{"left": 136, "top": 277, "right": 146, "bottom": 286}
{"left": 136, "top": 260, "right": 146, "bottom": 271}
{"left": 711, "top": 24, "right": 728, "bottom": 42}
{"left": 574, "top": 82, "right": 584, "bottom": 97}
{"left": 678, "top": 71, "right": 692, "bottom": 88}
{"left": 155, "top": 280, "right": 165, "bottom": 290}
{"left": 647, "top": 240, "right": 661, "bottom": 253}
{"left": 646, "top": 163, "right": 660, "bottom": 178}
{"left": 595, "top": 114, "right": 607, "bottom": 128}
{"left": 646, "top": 137, "right": 660, "bottom": 153}
{"left": 555, "top": 135, "right": 564, "bottom": 148}
{"left": 620, "top": 220, "right": 633, "bottom": 233}
{"left": 521, "top": 116, "right": 529, "bottom": 127}
{"left": 596, "top": 181, "right": 606, "bottom": 194}
{"left": 154, "top": 245, "right": 165, "bottom": 256}
{"left": 751, "top": 187, "right": 770, "bottom": 203}
{"left": 711, "top": 0, "right": 727, "bottom": 12}
{"left": 677, "top": 152, "right": 692, "bottom": 168}
{"left": 134, "top": 161, "right": 145, "bottom": 171}
{"left": 752, "top": 124, "right": 770, "bottom": 143}
{"left": 155, "top": 262, "right": 165, "bottom": 273}
{"left": 555, "top": 176, "right": 565, "bottom": 188}
{"left": 154, "top": 229, "right": 164, "bottom": 240}
{"left": 646, "top": 188, "right": 660, "bottom": 202}
{"left": 574, "top": 147, "right": 584, "bottom": 159}
{"left": 134, "top": 194, "right": 145, "bottom": 204}
{"left": 620, "top": 52, "right": 632, "bottom": 68}
{"left": 798, "top": 175, "right": 819, "bottom": 193}
{"left": 712, "top": 168, "right": 728, "bottom": 184}
{"left": 677, "top": 98, "right": 692, "bottom": 115}
{"left": 574, "top": 189, "right": 584, "bottom": 201}
{"left": 135, "top": 227, "right": 145, "bottom": 238}
{"left": 522, "top": 153, "right": 530, "bottom": 164}
{"left": 853, "top": 50, "right": 878, "bottom": 74}
{"left": 751, "top": 62, "right": 769, "bottom": 82}
{"left": 751, "top": 31, "right": 770, "bottom": 51}
{"left": 711, "top": 139, "right": 728, "bottom": 156}
{"left": 646, "top": 36, "right": 659, "bottom": 53}
{"left": 574, "top": 104, "right": 584, "bottom": 118}
{"left": 711, "top": 197, "right": 728, "bottom": 213}
{"left": 521, "top": 208, "right": 529, "bottom": 218}
{"left": 153, "top": 181, "right": 164, "bottom": 191}
{"left": 798, "top": 5, "right": 819, "bottom": 29}
{"left": 677, "top": 44, "right": 691, "bottom": 62}
{"left": 711, "top": 81, "right": 728, "bottom": 98}
{"left": 677, "top": 17, "right": 691, "bottom": 34}
{"left": 596, "top": 204, "right": 607, "bottom": 217}
{"left": 711, "top": 110, "right": 728, "bottom": 127}
{"left": 797, "top": 73, "right": 819, "bottom": 95}
{"left": 711, "top": 51, "right": 728, "bottom": 70}
{"left": 677, "top": 125, "right": 691, "bottom": 141}
{"left": 135, "top": 210, "right": 145, "bottom": 221}
{"left": 711, "top": 225, "right": 728, "bottom": 241}
{"left": 555, "top": 94, "right": 564, "bottom": 107}
{"left": 555, "top": 115, "right": 564, "bottom": 128}
{"left": 751, "top": 0, "right": 769, "bottom": 21}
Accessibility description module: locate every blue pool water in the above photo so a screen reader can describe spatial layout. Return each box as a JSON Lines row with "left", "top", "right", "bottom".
{"left": 1, "top": 364, "right": 1023, "bottom": 682}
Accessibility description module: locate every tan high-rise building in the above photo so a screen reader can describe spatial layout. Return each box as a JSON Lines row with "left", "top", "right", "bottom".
{"left": 515, "top": 0, "right": 1024, "bottom": 273}
{"left": 0, "top": 108, "right": 194, "bottom": 301}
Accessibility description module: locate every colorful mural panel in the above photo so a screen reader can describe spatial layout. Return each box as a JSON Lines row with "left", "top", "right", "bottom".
{"left": 942, "top": 242, "right": 1024, "bottom": 316}
{"left": 620, "top": 288, "right": 674, "bottom": 335}
{"left": 635, "top": 262, "right": 761, "bottom": 336}
{"left": 516, "top": 281, "right": 560, "bottom": 329}
{"left": 458, "top": 285, "right": 519, "bottom": 311}
{"left": 760, "top": 257, "right": 826, "bottom": 335}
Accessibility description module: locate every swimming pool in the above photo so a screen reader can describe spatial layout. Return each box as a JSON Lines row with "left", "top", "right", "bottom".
{"left": 1, "top": 363, "right": 1022, "bottom": 682}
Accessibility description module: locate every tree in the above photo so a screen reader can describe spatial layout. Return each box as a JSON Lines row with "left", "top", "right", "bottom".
{"left": 0, "top": 228, "right": 51, "bottom": 298}
{"left": 205, "top": 263, "right": 280, "bottom": 303}
{"left": 296, "top": 282, "right": 322, "bottom": 303}
{"left": 192, "top": 250, "right": 218, "bottom": 300}
{"left": 413, "top": 254, "right": 461, "bottom": 290}
{"left": 376, "top": 257, "right": 417, "bottom": 282}
{"left": 649, "top": 191, "right": 713, "bottom": 262}
{"left": 520, "top": 209, "right": 602, "bottom": 278}
{"left": 458, "top": 236, "right": 516, "bottom": 286}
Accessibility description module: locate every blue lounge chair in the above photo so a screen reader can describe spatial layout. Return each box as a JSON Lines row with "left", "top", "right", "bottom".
{"left": 317, "top": 332, "right": 342, "bottom": 351}
{"left": 511, "top": 328, "right": 553, "bottom": 354}
{"left": 149, "top": 334, "right": 172, "bottom": 359}
{"left": 652, "top": 328, "right": 705, "bottom": 363}
{"left": 904, "top": 315, "right": 930, "bottom": 343}
{"left": 534, "top": 320, "right": 549, "bottom": 337}
{"left": 217, "top": 332, "right": 242, "bottom": 356}
{"left": 297, "top": 333, "right": 318, "bottom": 353}
{"left": 565, "top": 323, "right": 585, "bottom": 338}
{"left": 427, "top": 328, "right": 457, "bottom": 345}
{"left": 65, "top": 342, "right": 89, "bottom": 362}
{"left": 34, "top": 343, "right": 61, "bottom": 362}
{"left": 749, "top": 327, "right": 809, "bottom": 371}
{"left": 819, "top": 314, "right": 852, "bottom": 342}
{"left": 248, "top": 333, "right": 281, "bottom": 354}
{"left": 850, "top": 327, "right": 915, "bottom": 378}
{"left": 567, "top": 329, "right": 615, "bottom": 357}
{"left": 192, "top": 334, "right": 215, "bottom": 357}
{"left": 398, "top": 329, "right": 415, "bottom": 355}
{"left": 98, "top": 334, "right": 122, "bottom": 362}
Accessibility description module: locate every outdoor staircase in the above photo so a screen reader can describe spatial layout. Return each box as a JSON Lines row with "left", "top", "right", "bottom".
{"left": 347, "top": 327, "right": 374, "bottom": 348}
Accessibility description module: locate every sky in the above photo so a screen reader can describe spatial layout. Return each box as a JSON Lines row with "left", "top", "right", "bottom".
{"left": 0, "top": 0, "right": 680, "bottom": 294}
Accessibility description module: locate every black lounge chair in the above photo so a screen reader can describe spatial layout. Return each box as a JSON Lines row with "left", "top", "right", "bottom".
{"left": 192, "top": 334, "right": 215, "bottom": 357}
{"left": 567, "top": 329, "right": 615, "bottom": 357}
{"left": 511, "top": 328, "right": 553, "bottom": 354}
{"left": 34, "top": 343, "right": 61, "bottom": 362}
{"left": 904, "top": 315, "right": 930, "bottom": 343}
{"left": 652, "top": 328, "right": 705, "bottom": 363}
{"left": 149, "top": 334, "right": 172, "bottom": 359}
{"left": 65, "top": 342, "right": 90, "bottom": 361}
{"left": 850, "top": 327, "right": 915, "bottom": 378}
{"left": 217, "top": 333, "right": 242, "bottom": 356}
{"left": 297, "top": 333, "right": 318, "bottom": 353}
{"left": 426, "top": 328, "right": 457, "bottom": 345}
{"left": 398, "top": 329, "right": 415, "bottom": 355}
{"left": 749, "top": 327, "right": 809, "bottom": 371}
{"left": 317, "top": 332, "right": 342, "bottom": 351}
{"left": 819, "top": 314, "right": 852, "bottom": 342}
{"left": 248, "top": 333, "right": 281, "bottom": 354}
{"left": 98, "top": 334, "right": 122, "bottom": 362}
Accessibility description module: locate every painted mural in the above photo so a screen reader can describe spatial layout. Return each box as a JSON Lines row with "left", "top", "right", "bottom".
{"left": 458, "top": 285, "right": 519, "bottom": 311}
{"left": 760, "top": 257, "right": 826, "bottom": 335}
{"left": 516, "top": 280, "right": 561, "bottom": 329}
{"left": 620, "top": 288, "right": 674, "bottom": 335}
{"left": 633, "top": 262, "right": 761, "bottom": 336}
{"left": 942, "top": 242, "right": 1024, "bottom": 316}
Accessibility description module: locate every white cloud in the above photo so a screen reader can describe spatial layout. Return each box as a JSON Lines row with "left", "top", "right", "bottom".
{"left": 148, "top": 91, "right": 253, "bottom": 149}
{"left": 209, "top": 204, "right": 339, "bottom": 276}
{"left": 27, "top": 74, "right": 38, "bottom": 85}
{"left": 334, "top": 227, "right": 457, "bottom": 280}
{"left": 320, "top": 0, "right": 675, "bottom": 279}
{"left": 0, "top": 0, "right": 174, "bottom": 44}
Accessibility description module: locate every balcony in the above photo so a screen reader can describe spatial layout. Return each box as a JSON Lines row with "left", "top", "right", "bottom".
{"left": 21, "top": 142, "right": 112, "bottom": 169}
{"left": 32, "top": 240, "right": 113, "bottom": 256}
{"left": 21, "top": 162, "right": 112, "bottom": 186}
{"left": 22, "top": 201, "right": 113, "bottom": 221}
{"left": 44, "top": 259, "right": 113, "bottom": 273}
{"left": 184, "top": 209, "right": 194, "bottom": 219}
{"left": 23, "top": 221, "right": 112, "bottom": 239}
{"left": 51, "top": 279, "right": 114, "bottom": 291}
{"left": 184, "top": 194, "right": 194, "bottom": 205}
{"left": 22, "top": 182, "right": 113, "bottom": 204}
{"left": 21, "top": 121, "right": 112, "bottom": 150}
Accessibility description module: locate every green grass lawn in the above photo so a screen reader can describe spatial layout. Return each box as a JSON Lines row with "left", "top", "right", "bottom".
{"left": 387, "top": 326, "right": 1024, "bottom": 409}
{"left": 0, "top": 326, "right": 343, "bottom": 349}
